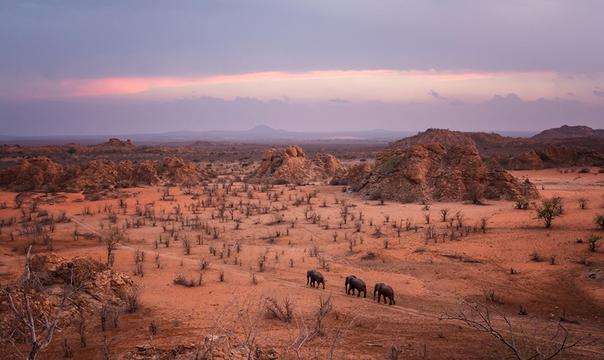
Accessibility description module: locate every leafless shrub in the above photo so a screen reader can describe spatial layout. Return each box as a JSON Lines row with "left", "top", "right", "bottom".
{"left": 62, "top": 338, "right": 73, "bottom": 358}
{"left": 441, "top": 300, "right": 581, "bottom": 360}
{"left": 529, "top": 250, "right": 543, "bottom": 262}
{"left": 480, "top": 217, "right": 488, "bottom": 233}
{"left": 440, "top": 208, "right": 449, "bottom": 222}
{"left": 314, "top": 295, "right": 333, "bottom": 336}
{"left": 173, "top": 274, "right": 196, "bottom": 287}
{"left": 264, "top": 297, "right": 294, "bottom": 322}
{"left": 594, "top": 214, "right": 604, "bottom": 230}
{"left": 183, "top": 237, "right": 192, "bottom": 255}
{"left": 549, "top": 255, "right": 557, "bottom": 265}
{"left": 104, "top": 226, "right": 123, "bottom": 267}
{"left": 388, "top": 345, "right": 402, "bottom": 360}
{"left": 587, "top": 234, "right": 602, "bottom": 252}
{"left": 125, "top": 284, "right": 141, "bottom": 313}
{"left": 485, "top": 289, "right": 505, "bottom": 305}
{"left": 148, "top": 321, "right": 158, "bottom": 337}
{"left": 100, "top": 304, "right": 120, "bottom": 331}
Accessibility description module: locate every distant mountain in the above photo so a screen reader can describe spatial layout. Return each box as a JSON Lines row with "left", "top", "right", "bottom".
{"left": 532, "top": 125, "right": 604, "bottom": 140}
{"left": 246, "top": 125, "right": 287, "bottom": 134}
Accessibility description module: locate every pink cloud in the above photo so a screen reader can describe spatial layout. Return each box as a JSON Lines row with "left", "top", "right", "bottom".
{"left": 3, "top": 69, "right": 576, "bottom": 102}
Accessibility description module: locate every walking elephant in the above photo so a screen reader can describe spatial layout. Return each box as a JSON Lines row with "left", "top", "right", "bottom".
{"left": 373, "top": 283, "right": 395, "bottom": 305}
{"left": 346, "top": 276, "right": 367, "bottom": 298}
{"left": 306, "top": 270, "right": 325, "bottom": 289}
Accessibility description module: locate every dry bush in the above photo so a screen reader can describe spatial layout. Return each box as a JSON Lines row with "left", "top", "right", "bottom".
{"left": 314, "top": 295, "right": 333, "bottom": 336}
{"left": 595, "top": 214, "right": 604, "bottom": 230}
{"left": 100, "top": 305, "right": 120, "bottom": 331}
{"left": 183, "top": 237, "right": 192, "bottom": 255}
{"left": 173, "top": 274, "right": 196, "bottom": 287}
{"left": 125, "top": 284, "right": 141, "bottom": 313}
{"left": 104, "top": 226, "right": 123, "bottom": 267}
{"left": 263, "top": 297, "right": 294, "bottom": 323}
{"left": 529, "top": 250, "right": 543, "bottom": 262}
{"left": 442, "top": 300, "right": 581, "bottom": 360}
{"left": 587, "top": 234, "right": 602, "bottom": 252}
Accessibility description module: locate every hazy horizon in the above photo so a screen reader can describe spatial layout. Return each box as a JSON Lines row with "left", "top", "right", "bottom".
{"left": 1, "top": 1, "right": 603, "bottom": 136}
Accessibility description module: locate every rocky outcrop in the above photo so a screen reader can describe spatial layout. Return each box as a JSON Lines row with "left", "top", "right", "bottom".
{"left": 338, "top": 130, "right": 538, "bottom": 203}
{"left": 0, "top": 156, "right": 65, "bottom": 192}
{"left": 249, "top": 145, "right": 345, "bottom": 184}
{"left": 505, "top": 150, "right": 545, "bottom": 170}
{"left": 0, "top": 156, "right": 203, "bottom": 192}
{"left": 331, "top": 161, "right": 372, "bottom": 191}
{"left": 158, "top": 156, "right": 203, "bottom": 186}
{"left": 29, "top": 254, "right": 136, "bottom": 307}
{"left": 0, "top": 254, "right": 137, "bottom": 345}
{"left": 532, "top": 125, "right": 604, "bottom": 140}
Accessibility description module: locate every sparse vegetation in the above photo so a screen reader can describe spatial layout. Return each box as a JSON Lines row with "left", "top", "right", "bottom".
{"left": 536, "top": 197, "right": 564, "bottom": 228}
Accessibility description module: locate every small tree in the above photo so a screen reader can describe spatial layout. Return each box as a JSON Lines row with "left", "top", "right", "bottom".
{"left": 536, "top": 197, "right": 563, "bottom": 228}
{"left": 587, "top": 234, "right": 602, "bottom": 252}
{"left": 577, "top": 198, "right": 588, "bottom": 210}
{"left": 440, "top": 208, "right": 449, "bottom": 222}
{"left": 104, "top": 227, "right": 123, "bottom": 267}
{"left": 595, "top": 214, "right": 604, "bottom": 230}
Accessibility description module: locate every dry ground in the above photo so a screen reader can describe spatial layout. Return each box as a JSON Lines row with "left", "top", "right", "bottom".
{"left": 1, "top": 168, "right": 603, "bottom": 359}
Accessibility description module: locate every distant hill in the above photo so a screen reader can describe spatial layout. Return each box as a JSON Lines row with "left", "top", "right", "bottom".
{"left": 532, "top": 125, "right": 604, "bottom": 140}
{"left": 388, "top": 128, "right": 604, "bottom": 169}
{"left": 246, "top": 125, "right": 287, "bottom": 134}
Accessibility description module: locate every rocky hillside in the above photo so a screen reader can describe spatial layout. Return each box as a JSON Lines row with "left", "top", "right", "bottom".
{"left": 0, "top": 156, "right": 204, "bottom": 192}
{"left": 335, "top": 130, "right": 538, "bottom": 203}
{"left": 532, "top": 125, "right": 604, "bottom": 140}
{"left": 249, "top": 145, "right": 345, "bottom": 184}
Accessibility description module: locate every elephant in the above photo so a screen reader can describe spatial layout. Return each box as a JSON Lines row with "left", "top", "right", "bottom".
{"left": 307, "top": 270, "right": 325, "bottom": 289}
{"left": 346, "top": 276, "right": 367, "bottom": 298}
{"left": 373, "top": 283, "right": 395, "bottom": 305}
{"left": 344, "top": 275, "right": 357, "bottom": 294}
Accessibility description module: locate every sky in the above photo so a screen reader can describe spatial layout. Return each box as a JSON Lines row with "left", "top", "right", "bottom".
{"left": 1, "top": 0, "right": 604, "bottom": 136}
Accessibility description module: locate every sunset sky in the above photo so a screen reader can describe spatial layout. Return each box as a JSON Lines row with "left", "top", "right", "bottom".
{"left": 1, "top": 1, "right": 603, "bottom": 135}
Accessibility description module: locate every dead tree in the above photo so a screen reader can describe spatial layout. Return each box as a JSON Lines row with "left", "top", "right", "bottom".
{"left": 441, "top": 300, "right": 580, "bottom": 360}
{"left": 103, "top": 226, "right": 123, "bottom": 267}
{"left": 1, "top": 247, "right": 79, "bottom": 360}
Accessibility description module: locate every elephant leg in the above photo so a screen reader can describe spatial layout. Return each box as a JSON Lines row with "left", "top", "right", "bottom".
{"left": 322, "top": 282, "right": 325, "bottom": 289}
{"left": 357, "top": 290, "right": 361, "bottom": 297}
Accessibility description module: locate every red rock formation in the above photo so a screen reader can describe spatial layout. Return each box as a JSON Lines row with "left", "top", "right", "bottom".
{"left": 339, "top": 130, "right": 538, "bottom": 203}
{"left": 0, "top": 157, "right": 65, "bottom": 192}
{"left": 250, "top": 145, "right": 345, "bottom": 184}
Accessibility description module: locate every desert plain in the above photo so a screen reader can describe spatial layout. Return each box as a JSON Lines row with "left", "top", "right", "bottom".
{"left": 0, "top": 138, "right": 603, "bottom": 360}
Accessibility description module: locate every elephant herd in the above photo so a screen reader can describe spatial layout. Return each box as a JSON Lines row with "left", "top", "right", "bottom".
{"left": 306, "top": 270, "right": 395, "bottom": 305}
